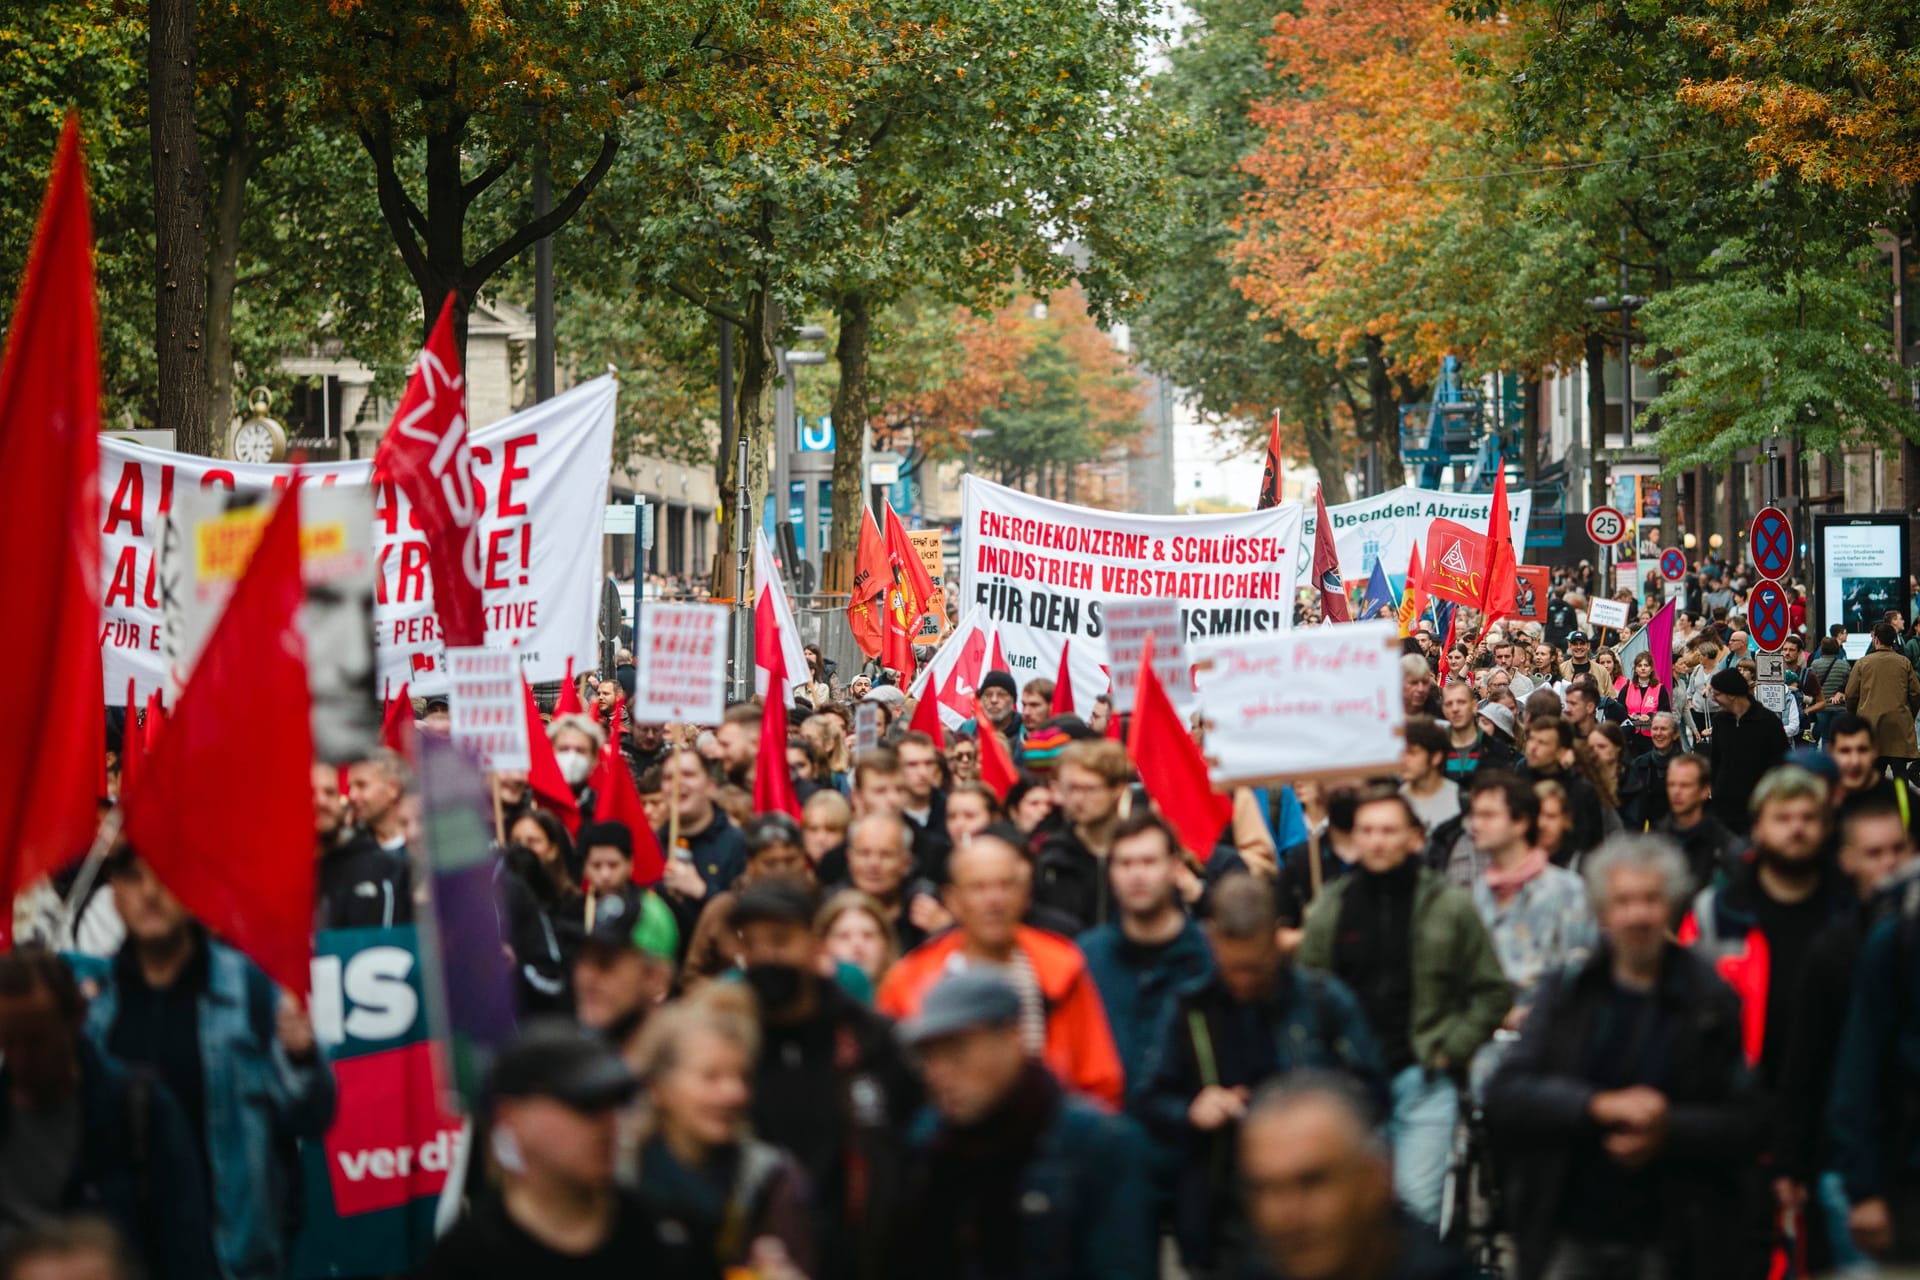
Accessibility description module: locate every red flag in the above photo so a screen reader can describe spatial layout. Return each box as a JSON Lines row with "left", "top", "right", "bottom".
{"left": 591, "top": 697, "right": 667, "bottom": 886}
{"left": 521, "top": 675, "right": 581, "bottom": 837}
{"left": 936, "top": 626, "right": 987, "bottom": 720}
{"left": 975, "top": 706, "right": 1020, "bottom": 803}
{"left": 1051, "top": 641, "right": 1076, "bottom": 717}
{"left": 379, "top": 682, "right": 417, "bottom": 757}
{"left": 373, "top": 295, "right": 485, "bottom": 648}
{"left": 1104, "top": 705, "right": 1124, "bottom": 741}
{"left": 120, "top": 680, "right": 144, "bottom": 801}
{"left": 142, "top": 692, "right": 163, "bottom": 755}
{"left": 555, "top": 657, "right": 584, "bottom": 717}
{"left": 121, "top": 489, "right": 315, "bottom": 994}
{"left": 1126, "top": 636, "right": 1231, "bottom": 862}
{"left": 907, "top": 683, "right": 946, "bottom": 748}
{"left": 0, "top": 118, "right": 104, "bottom": 914}
{"left": 1257, "top": 409, "right": 1284, "bottom": 509}
{"left": 987, "top": 625, "right": 1008, "bottom": 678}
{"left": 1438, "top": 607, "right": 1459, "bottom": 681}
{"left": 1423, "top": 519, "right": 1489, "bottom": 611}
{"left": 1311, "top": 486, "right": 1351, "bottom": 623}
{"left": 1478, "top": 466, "right": 1518, "bottom": 641}
{"left": 753, "top": 589, "right": 804, "bottom": 820}
{"left": 883, "top": 505, "right": 937, "bottom": 621}
{"left": 1397, "top": 545, "right": 1426, "bottom": 637}
{"left": 847, "top": 507, "right": 889, "bottom": 659}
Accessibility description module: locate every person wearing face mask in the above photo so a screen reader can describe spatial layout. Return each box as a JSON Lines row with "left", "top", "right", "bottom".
{"left": 549, "top": 715, "right": 606, "bottom": 818}
{"left": 680, "top": 814, "right": 814, "bottom": 987}
{"left": 730, "top": 879, "right": 921, "bottom": 1280}
{"left": 630, "top": 988, "right": 815, "bottom": 1278}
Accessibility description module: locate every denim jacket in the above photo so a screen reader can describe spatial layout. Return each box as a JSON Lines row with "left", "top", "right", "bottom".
{"left": 85, "top": 938, "right": 336, "bottom": 1280}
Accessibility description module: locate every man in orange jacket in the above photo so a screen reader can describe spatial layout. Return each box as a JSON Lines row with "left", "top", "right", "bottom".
{"left": 880, "top": 827, "right": 1125, "bottom": 1110}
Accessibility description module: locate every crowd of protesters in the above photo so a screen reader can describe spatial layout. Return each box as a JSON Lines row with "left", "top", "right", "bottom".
{"left": 3, "top": 561, "right": 1920, "bottom": 1280}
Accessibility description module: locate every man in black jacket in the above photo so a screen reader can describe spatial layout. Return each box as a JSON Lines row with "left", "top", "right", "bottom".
{"left": 1486, "top": 834, "right": 1764, "bottom": 1280}
{"left": 895, "top": 731, "right": 953, "bottom": 886}
{"left": 1034, "top": 740, "right": 1130, "bottom": 933}
{"left": 1707, "top": 668, "right": 1788, "bottom": 834}
{"left": 1623, "top": 712, "right": 1684, "bottom": 829}
{"left": 313, "top": 761, "right": 411, "bottom": 930}
{"left": 1652, "top": 753, "right": 1743, "bottom": 897}
{"left": 732, "top": 880, "right": 920, "bottom": 1280}
{"left": 1517, "top": 717, "right": 1604, "bottom": 862}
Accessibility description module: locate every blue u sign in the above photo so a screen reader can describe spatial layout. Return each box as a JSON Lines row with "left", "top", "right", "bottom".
{"left": 799, "top": 415, "right": 834, "bottom": 452}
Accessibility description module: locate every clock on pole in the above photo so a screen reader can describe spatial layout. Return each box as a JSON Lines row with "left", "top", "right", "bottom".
{"left": 227, "top": 387, "right": 289, "bottom": 464}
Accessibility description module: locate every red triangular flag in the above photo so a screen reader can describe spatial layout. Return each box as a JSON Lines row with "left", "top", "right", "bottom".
{"left": 121, "top": 488, "right": 315, "bottom": 994}
{"left": 120, "top": 680, "right": 144, "bottom": 802}
{"left": 752, "top": 589, "right": 803, "bottom": 820}
{"left": 846, "top": 507, "right": 889, "bottom": 659}
{"left": 1438, "top": 607, "right": 1459, "bottom": 681}
{"left": 975, "top": 697, "right": 1021, "bottom": 802}
{"left": 379, "top": 681, "right": 416, "bottom": 757}
{"left": 936, "top": 626, "right": 988, "bottom": 720}
{"left": 987, "top": 625, "right": 1008, "bottom": 677}
{"left": 1478, "top": 465, "right": 1518, "bottom": 642}
{"left": 1126, "top": 635, "right": 1231, "bottom": 862}
{"left": 1257, "top": 409, "right": 1284, "bottom": 509}
{"left": 142, "top": 691, "right": 163, "bottom": 755}
{"left": 521, "top": 675, "right": 581, "bottom": 837}
{"left": 908, "top": 683, "right": 946, "bottom": 748}
{"left": 373, "top": 294, "right": 486, "bottom": 648}
{"left": 555, "top": 657, "right": 584, "bottom": 717}
{"left": 1311, "top": 485, "right": 1351, "bottom": 623}
{"left": 0, "top": 118, "right": 104, "bottom": 918}
{"left": 1104, "top": 702, "right": 1124, "bottom": 742}
{"left": 591, "top": 696, "right": 667, "bottom": 886}
{"left": 1051, "top": 641, "right": 1075, "bottom": 717}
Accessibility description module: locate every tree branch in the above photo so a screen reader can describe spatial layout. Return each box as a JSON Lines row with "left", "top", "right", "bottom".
{"left": 462, "top": 144, "right": 526, "bottom": 205}
{"left": 466, "top": 131, "right": 622, "bottom": 284}
{"left": 664, "top": 276, "right": 749, "bottom": 329}
{"left": 356, "top": 116, "right": 430, "bottom": 284}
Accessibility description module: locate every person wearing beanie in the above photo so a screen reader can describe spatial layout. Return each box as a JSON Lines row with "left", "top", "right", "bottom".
{"left": 1019, "top": 722, "right": 1073, "bottom": 776}
{"left": 1707, "top": 666, "right": 1788, "bottom": 834}
{"left": 966, "top": 670, "right": 1025, "bottom": 751}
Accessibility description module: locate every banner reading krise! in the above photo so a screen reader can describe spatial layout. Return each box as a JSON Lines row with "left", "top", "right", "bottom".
{"left": 960, "top": 476, "right": 1302, "bottom": 711}
{"left": 99, "top": 376, "right": 616, "bottom": 698}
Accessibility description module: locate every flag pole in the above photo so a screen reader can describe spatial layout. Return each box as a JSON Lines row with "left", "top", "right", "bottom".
{"left": 60, "top": 805, "right": 123, "bottom": 949}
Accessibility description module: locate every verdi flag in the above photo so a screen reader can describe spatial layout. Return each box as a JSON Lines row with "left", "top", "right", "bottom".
{"left": 752, "top": 588, "right": 803, "bottom": 821}
{"left": 591, "top": 696, "right": 667, "bottom": 886}
{"left": 1257, "top": 410, "right": 1284, "bottom": 510}
{"left": 0, "top": 117, "right": 104, "bottom": 919}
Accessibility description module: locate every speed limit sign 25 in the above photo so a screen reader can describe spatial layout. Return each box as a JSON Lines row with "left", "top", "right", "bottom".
{"left": 1585, "top": 506, "right": 1627, "bottom": 546}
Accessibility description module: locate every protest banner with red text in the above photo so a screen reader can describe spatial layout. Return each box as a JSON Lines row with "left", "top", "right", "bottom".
{"left": 959, "top": 477, "right": 1302, "bottom": 716}
{"left": 100, "top": 377, "right": 615, "bottom": 699}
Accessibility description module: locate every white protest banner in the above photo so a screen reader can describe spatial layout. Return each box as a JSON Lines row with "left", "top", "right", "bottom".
{"left": 632, "top": 602, "right": 728, "bottom": 724}
{"left": 1105, "top": 599, "right": 1188, "bottom": 714}
{"left": 1199, "top": 619, "right": 1405, "bottom": 787}
{"left": 446, "top": 648, "right": 528, "bottom": 770}
{"left": 160, "top": 484, "right": 380, "bottom": 764}
{"left": 960, "top": 476, "right": 1302, "bottom": 716}
{"left": 1301, "top": 485, "right": 1532, "bottom": 588}
{"left": 101, "top": 376, "right": 616, "bottom": 699}
{"left": 1587, "top": 597, "right": 1630, "bottom": 631}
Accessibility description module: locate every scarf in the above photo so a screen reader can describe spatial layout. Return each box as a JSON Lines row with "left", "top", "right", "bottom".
{"left": 1483, "top": 848, "right": 1549, "bottom": 901}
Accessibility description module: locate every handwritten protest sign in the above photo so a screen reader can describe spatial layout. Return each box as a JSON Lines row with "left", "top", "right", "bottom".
{"left": 632, "top": 602, "right": 728, "bottom": 724}
{"left": 445, "top": 648, "right": 527, "bottom": 770}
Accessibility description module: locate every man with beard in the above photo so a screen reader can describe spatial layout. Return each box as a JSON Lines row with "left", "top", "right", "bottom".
{"left": 713, "top": 705, "right": 763, "bottom": 789}
{"left": 1440, "top": 680, "right": 1518, "bottom": 785}
{"left": 1682, "top": 766, "right": 1853, "bottom": 1091}
{"left": 894, "top": 731, "right": 953, "bottom": 885}
{"left": 313, "top": 761, "right": 413, "bottom": 929}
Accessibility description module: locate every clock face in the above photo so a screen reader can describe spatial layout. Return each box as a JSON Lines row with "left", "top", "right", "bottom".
{"left": 233, "top": 421, "right": 278, "bottom": 464}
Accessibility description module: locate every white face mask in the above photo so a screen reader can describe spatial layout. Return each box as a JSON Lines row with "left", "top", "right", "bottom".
{"left": 556, "top": 749, "right": 594, "bottom": 786}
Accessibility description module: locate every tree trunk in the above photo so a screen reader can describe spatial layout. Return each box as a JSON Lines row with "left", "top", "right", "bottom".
{"left": 824, "top": 292, "right": 872, "bottom": 594}
{"left": 1584, "top": 331, "right": 1609, "bottom": 511}
{"left": 203, "top": 89, "right": 256, "bottom": 439}
{"left": 421, "top": 126, "right": 471, "bottom": 360}
{"left": 710, "top": 287, "right": 777, "bottom": 599}
{"left": 1362, "top": 336, "right": 1406, "bottom": 490}
{"left": 1302, "top": 399, "right": 1351, "bottom": 504}
{"left": 150, "top": 0, "right": 210, "bottom": 454}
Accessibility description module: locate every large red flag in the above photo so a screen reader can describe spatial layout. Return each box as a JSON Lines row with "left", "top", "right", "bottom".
{"left": 373, "top": 294, "right": 486, "bottom": 648}
{"left": 555, "top": 657, "right": 585, "bottom": 717}
{"left": 379, "top": 682, "right": 416, "bottom": 757}
{"left": 1126, "top": 636, "right": 1231, "bottom": 862}
{"left": 936, "top": 626, "right": 988, "bottom": 721}
{"left": 880, "top": 505, "right": 934, "bottom": 679}
{"left": 907, "top": 683, "right": 946, "bottom": 748}
{"left": 121, "top": 489, "right": 314, "bottom": 994}
{"left": 1311, "top": 485, "right": 1351, "bottom": 623}
{"left": 520, "top": 676, "right": 581, "bottom": 837}
{"left": 1257, "top": 409, "right": 1285, "bottom": 509}
{"left": 752, "top": 589, "right": 803, "bottom": 819}
{"left": 846, "top": 508, "right": 889, "bottom": 659}
{"left": 1478, "top": 466, "right": 1518, "bottom": 641}
{"left": 591, "top": 697, "right": 667, "bottom": 886}
{"left": 1051, "top": 640, "right": 1076, "bottom": 717}
{"left": 0, "top": 118, "right": 104, "bottom": 914}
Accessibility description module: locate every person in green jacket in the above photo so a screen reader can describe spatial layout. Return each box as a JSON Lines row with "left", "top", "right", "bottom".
{"left": 1298, "top": 784, "right": 1512, "bottom": 1227}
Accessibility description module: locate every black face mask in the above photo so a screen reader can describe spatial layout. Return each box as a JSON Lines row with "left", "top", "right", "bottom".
{"left": 743, "top": 963, "right": 805, "bottom": 1009}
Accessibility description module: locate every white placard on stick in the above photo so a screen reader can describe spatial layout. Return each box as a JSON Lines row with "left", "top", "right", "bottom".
{"left": 1199, "top": 620, "right": 1405, "bottom": 787}
{"left": 446, "top": 647, "right": 529, "bottom": 771}
{"left": 1587, "top": 597, "right": 1631, "bottom": 631}
{"left": 633, "top": 602, "right": 728, "bottom": 724}
{"left": 1106, "top": 598, "right": 1189, "bottom": 713}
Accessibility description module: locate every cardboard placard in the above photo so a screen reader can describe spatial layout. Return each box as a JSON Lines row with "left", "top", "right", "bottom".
{"left": 445, "top": 647, "right": 528, "bottom": 770}
{"left": 1105, "top": 598, "right": 1188, "bottom": 713}
{"left": 1587, "top": 597, "right": 1631, "bottom": 631}
{"left": 632, "top": 602, "right": 728, "bottom": 724}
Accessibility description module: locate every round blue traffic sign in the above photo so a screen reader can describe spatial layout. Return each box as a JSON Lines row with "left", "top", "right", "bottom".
{"left": 1750, "top": 506, "right": 1794, "bottom": 581}
{"left": 1660, "top": 548, "right": 1686, "bottom": 581}
{"left": 1749, "top": 579, "right": 1790, "bottom": 652}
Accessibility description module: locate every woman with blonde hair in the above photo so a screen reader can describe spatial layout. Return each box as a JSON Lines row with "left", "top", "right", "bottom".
{"left": 801, "top": 713, "right": 851, "bottom": 795}
{"left": 630, "top": 987, "right": 815, "bottom": 1276}
{"left": 815, "top": 889, "right": 900, "bottom": 987}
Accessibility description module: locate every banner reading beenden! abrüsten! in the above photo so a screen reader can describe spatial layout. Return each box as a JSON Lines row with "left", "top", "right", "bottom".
{"left": 960, "top": 476, "right": 1302, "bottom": 709}
{"left": 99, "top": 377, "right": 616, "bottom": 699}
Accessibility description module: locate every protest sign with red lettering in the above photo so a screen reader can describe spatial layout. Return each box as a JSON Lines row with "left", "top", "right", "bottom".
{"left": 100, "top": 377, "right": 615, "bottom": 698}
{"left": 1199, "top": 620, "right": 1404, "bottom": 786}
{"left": 959, "top": 476, "right": 1301, "bottom": 715}
{"left": 633, "top": 602, "right": 728, "bottom": 724}
{"left": 446, "top": 648, "right": 529, "bottom": 771}
{"left": 1105, "top": 598, "right": 1188, "bottom": 714}
{"left": 1420, "top": 519, "right": 1489, "bottom": 610}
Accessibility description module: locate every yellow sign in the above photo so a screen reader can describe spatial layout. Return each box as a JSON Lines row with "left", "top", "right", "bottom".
{"left": 908, "top": 530, "right": 947, "bottom": 637}
{"left": 194, "top": 507, "right": 347, "bottom": 581}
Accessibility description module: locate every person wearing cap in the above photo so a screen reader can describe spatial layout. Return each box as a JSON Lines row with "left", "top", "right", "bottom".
{"left": 423, "top": 1021, "right": 706, "bottom": 1280}
{"left": 680, "top": 814, "right": 813, "bottom": 988}
{"left": 879, "top": 829, "right": 1125, "bottom": 1110}
{"left": 1706, "top": 668, "right": 1788, "bottom": 835}
{"left": 573, "top": 892, "right": 679, "bottom": 1062}
{"left": 892, "top": 970, "right": 1156, "bottom": 1280}
{"left": 729, "top": 878, "right": 919, "bottom": 1280}
{"left": 1559, "top": 631, "right": 1595, "bottom": 681}
{"left": 962, "top": 671, "right": 1024, "bottom": 752}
